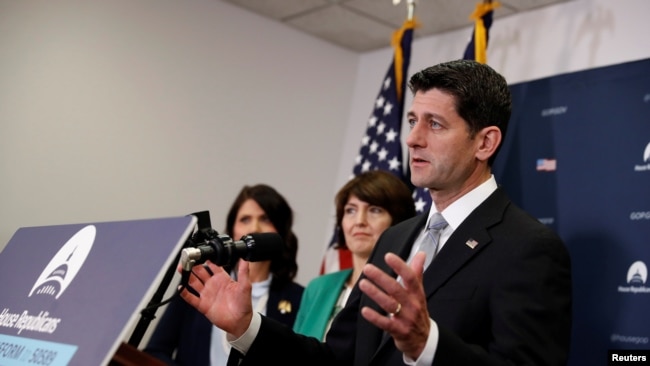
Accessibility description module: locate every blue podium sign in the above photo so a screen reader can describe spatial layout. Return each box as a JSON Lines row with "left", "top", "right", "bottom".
{"left": 0, "top": 216, "right": 196, "bottom": 366}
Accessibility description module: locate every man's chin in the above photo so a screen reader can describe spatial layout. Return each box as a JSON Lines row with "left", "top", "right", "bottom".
{"left": 410, "top": 177, "right": 428, "bottom": 188}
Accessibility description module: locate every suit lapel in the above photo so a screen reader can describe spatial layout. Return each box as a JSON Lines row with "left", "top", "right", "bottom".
{"left": 365, "top": 215, "right": 427, "bottom": 362}
{"left": 422, "top": 188, "right": 510, "bottom": 297}
{"left": 378, "top": 215, "right": 428, "bottom": 277}
{"left": 364, "top": 189, "right": 511, "bottom": 364}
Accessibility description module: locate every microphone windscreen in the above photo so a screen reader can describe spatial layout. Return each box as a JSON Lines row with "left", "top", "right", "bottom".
{"left": 243, "top": 232, "right": 283, "bottom": 262}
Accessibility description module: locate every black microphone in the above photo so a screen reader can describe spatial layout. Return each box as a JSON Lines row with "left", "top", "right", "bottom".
{"left": 180, "top": 232, "right": 283, "bottom": 271}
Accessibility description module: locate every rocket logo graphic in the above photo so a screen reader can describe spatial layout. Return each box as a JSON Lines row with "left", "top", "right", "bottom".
{"left": 28, "top": 225, "right": 96, "bottom": 299}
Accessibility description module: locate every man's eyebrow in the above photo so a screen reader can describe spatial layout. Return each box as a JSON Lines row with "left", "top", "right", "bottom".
{"left": 406, "top": 111, "right": 447, "bottom": 122}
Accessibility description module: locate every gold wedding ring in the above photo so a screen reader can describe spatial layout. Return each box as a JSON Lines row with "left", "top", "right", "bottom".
{"left": 388, "top": 302, "right": 402, "bottom": 318}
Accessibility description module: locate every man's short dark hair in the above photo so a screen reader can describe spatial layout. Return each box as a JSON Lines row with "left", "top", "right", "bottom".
{"left": 408, "top": 59, "right": 512, "bottom": 165}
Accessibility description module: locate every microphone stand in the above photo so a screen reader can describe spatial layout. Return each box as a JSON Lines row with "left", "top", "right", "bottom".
{"left": 127, "top": 236, "right": 186, "bottom": 348}
{"left": 127, "top": 211, "right": 211, "bottom": 348}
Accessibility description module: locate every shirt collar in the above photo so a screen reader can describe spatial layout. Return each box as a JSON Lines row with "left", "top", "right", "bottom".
{"left": 425, "top": 175, "right": 498, "bottom": 231}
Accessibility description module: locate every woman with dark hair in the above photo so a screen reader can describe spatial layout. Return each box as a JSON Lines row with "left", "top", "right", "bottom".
{"left": 224, "top": 184, "right": 299, "bottom": 290}
{"left": 293, "top": 170, "right": 415, "bottom": 340}
{"left": 144, "top": 184, "right": 304, "bottom": 365}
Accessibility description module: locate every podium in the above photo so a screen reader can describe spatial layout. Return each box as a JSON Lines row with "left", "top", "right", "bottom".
{"left": 0, "top": 216, "right": 196, "bottom": 366}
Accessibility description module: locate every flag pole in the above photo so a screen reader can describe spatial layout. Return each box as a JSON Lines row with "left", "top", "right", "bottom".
{"left": 391, "top": 1, "right": 418, "bottom": 102}
{"left": 393, "top": 0, "right": 416, "bottom": 21}
{"left": 407, "top": 0, "right": 415, "bottom": 21}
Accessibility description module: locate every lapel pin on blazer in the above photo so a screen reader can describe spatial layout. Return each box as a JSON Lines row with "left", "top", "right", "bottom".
{"left": 278, "top": 300, "right": 292, "bottom": 314}
{"left": 465, "top": 239, "right": 478, "bottom": 249}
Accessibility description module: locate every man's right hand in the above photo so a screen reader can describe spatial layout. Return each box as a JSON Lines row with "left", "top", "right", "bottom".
{"left": 179, "top": 259, "right": 254, "bottom": 338}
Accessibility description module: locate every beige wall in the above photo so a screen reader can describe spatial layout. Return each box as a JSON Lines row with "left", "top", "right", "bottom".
{"left": 0, "top": 0, "right": 357, "bottom": 287}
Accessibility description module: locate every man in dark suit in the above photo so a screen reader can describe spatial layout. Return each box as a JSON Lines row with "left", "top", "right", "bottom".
{"left": 180, "top": 59, "right": 572, "bottom": 366}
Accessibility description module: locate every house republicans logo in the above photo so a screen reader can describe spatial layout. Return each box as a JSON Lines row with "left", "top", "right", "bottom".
{"left": 618, "top": 261, "right": 650, "bottom": 294}
{"left": 634, "top": 142, "right": 650, "bottom": 172}
{"left": 28, "top": 225, "right": 96, "bottom": 299}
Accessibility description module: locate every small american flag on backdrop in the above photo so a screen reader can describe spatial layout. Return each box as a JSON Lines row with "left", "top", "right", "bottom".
{"left": 320, "top": 19, "right": 416, "bottom": 275}
{"left": 536, "top": 158, "right": 557, "bottom": 172}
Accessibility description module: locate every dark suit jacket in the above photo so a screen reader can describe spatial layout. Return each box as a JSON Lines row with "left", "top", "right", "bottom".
{"left": 144, "top": 279, "right": 304, "bottom": 365}
{"left": 234, "top": 188, "right": 572, "bottom": 366}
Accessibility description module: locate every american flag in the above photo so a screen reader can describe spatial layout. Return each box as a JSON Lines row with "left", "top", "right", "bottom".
{"left": 410, "top": 0, "right": 500, "bottom": 216}
{"left": 320, "top": 19, "right": 416, "bottom": 275}
{"left": 536, "top": 158, "right": 557, "bottom": 172}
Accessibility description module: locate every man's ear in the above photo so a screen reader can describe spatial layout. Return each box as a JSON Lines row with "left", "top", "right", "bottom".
{"left": 475, "top": 126, "right": 502, "bottom": 162}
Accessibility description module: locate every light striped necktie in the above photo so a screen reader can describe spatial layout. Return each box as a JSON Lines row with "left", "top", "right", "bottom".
{"left": 422, "top": 213, "right": 448, "bottom": 269}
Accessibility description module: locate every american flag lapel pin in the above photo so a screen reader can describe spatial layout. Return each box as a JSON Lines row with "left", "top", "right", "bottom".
{"left": 465, "top": 239, "right": 478, "bottom": 249}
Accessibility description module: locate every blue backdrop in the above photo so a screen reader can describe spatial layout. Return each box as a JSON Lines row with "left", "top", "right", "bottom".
{"left": 493, "top": 58, "right": 650, "bottom": 365}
